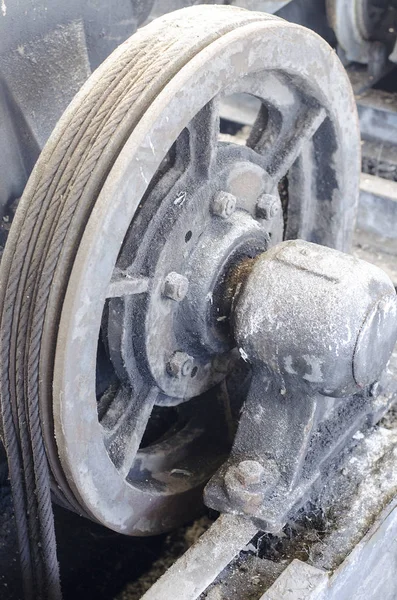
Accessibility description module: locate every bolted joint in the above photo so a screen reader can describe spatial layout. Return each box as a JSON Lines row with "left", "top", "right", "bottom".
{"left": 255, "top": 194, "right": 280, "bottom": 220}
{"left": 163, "top": 272, "right": 189, "bottom": 302}
{"left": 167, "top": 351, "right": 194, "bottom": 378}
{"left": 212, "top": 191, "right": 237, "bottom": 219}
{"left": 223, "top": 459, "right": 280, "bottom": 516}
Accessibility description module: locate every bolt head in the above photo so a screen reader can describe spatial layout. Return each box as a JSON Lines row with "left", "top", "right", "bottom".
{"left": 223, "top": 461, "right": 265, "bottom": 516}
{"left": 234, "top": 460, "right": 265, "bottom": 486}
{"left": 256, "top": 194, "right": 280, "bottom": 220}
{"left": 223, "top": 459, "right": 280, "bottom": 516}
{"left": 212, "top": 191, "right": 237, "bottom": 219}
{"left": 163, "top": 272, "right": 189, "bottom": 302}
{"left": 167, "top": 352, "right": 194, "bottom": 378}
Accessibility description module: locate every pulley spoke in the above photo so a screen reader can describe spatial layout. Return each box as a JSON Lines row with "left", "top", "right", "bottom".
{"left": 185, "top": 96, "right": 220, "bottom": 178}
{"left": 250, "top": 104, "right": 326, "bottom": 185}
{"left": 106, "top": 270, "right": 150, "bottom": 298}
{"left": 102, "top": 385, "right": 158, "bottom": 478}
{"left": 283, "top": 140, "right": 317, "bottom": 241}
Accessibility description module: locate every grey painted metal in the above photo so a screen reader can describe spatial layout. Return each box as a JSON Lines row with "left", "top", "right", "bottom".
{"left": 353, "top": 228, "right": 397, "bottom": 288}
{"left": 358, "top": 89, "right": 397, "bottom": 146}
{"left": 0, "top": 20, "right": 91, "bottom": 231}
{"left": 389, "top": 36, "right": 397, "bottom": 62}
{"left": 0, "top": 0, "right": 154, "bottom": 68}
{"left": 324, "top": 501, "right": 397, "bottom": 600}
{"left": 205, "top": 240, "right": 397, "bottom": 530}
{"left": 356, "top": 89, "right": 397, "bottom": 196}
{"left": 231, "top": 1, "right": 292, "bottom": 11}
{"left": 262, "top": 500, "right": 397, "bottom": 600}
{"left": 0, "top": 0, "right": 157, "bottom": 241}
{"left": 326, "top": 0, "right": 393, "bottom": 64}
{"left": 46, "top": 7, "right": 360, "bottom": 533}
{"left": 358, "top": 174, "right": 397, "bottom": 238}
{"left": 141, "top": 514, "right": 258, "bottom": 600}
{"left": 260, "top": 560, "right": 328, "bottom": 600}
{"left": 327, "top": 0, "right": 373, "bottom": 63}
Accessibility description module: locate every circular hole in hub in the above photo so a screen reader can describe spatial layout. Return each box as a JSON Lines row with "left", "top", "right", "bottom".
{"left": 185, "top": 230, "right": 192, "bottom": 243}
{"left": 191, "top": 366, "right": 198, "bottom": 378}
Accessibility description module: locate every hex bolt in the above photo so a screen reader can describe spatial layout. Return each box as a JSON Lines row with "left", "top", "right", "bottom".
{"left": 163, "top": 272, "right": 189, "bottom": 302}
{"left": 212, "top": 191, "right": 237, "bottom": 219}
{"left": 167, "top": 351, "right": 194, "bottom": 378}
{"left": 222, "top": 459, "right": 280, "bottom": 516}
{"left": 234, "top": 460, "right": 265, "bottom": 487}
{"left": 223, "top": 461, "right": 266, "bottom": 515}
{"left": 255, "top": 194, "right": 280, "bottom": 220}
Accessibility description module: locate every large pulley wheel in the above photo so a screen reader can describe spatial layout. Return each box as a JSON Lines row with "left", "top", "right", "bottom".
{"left": 0, "top": 6, "right": 359, "bottom": 536}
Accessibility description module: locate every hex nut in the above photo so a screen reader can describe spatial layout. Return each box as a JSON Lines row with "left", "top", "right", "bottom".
{"left": 256, "top": 194, "right": 280, "bottom": 220}
{"left": 212, "top": 191, "right": 237, "bottom": 219}
{"left": 167, "top": 352, "right": 194, "bottom": 378}
{"left": 163, "top": 272, "right": 189, "bottom": 302}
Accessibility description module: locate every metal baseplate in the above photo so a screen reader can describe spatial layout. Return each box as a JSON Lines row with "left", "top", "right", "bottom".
{"left": 140, "top": 381, "right": 397, "bottom": 600}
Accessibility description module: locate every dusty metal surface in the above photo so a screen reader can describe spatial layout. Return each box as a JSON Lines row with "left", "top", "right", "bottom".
{"left": 326, "top": 0, "right": 395, "bottom": 65}
{"left": 0, "top": 0, "right": 158, "bottom": 248}
{"left": 133, "top": 398, "right": 397, "bottom": 600}
{"left": 205, "top": 241, "right": 397, "bottom": 530}
{"left": 358, "top": 88, "right": 397, "bottom": 146}
{"left": 358, "top": 174, "right": 397, "bottom": 238}
{"left": 1, "top": 3, "right": 397, "bottom": 599}
{"left": 141, "top": 515, "right": 258, "bottom": 600}
{"left": 261, "top": 435, "right": 397, "bottom": 599}
{"left": 354, "top": 228, "right": 397, "bottom": 283}
{"left": 357, "top": 89, "right": 397, "bottom": 188}
{"left": 231, "top": 1, "right": 292, "bottom": 11}
{"left": 14, "top": 4, "right": 357, "bottom": 536}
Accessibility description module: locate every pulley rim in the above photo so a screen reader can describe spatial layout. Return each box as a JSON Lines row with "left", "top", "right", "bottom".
{"left": 51, "top": 16, "right": 359, "bottom": 532}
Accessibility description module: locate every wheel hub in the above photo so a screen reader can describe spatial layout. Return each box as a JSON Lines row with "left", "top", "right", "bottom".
{"left": 108, "top": 155, "right": 281, "bottom": 402}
